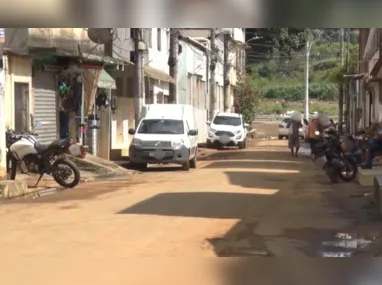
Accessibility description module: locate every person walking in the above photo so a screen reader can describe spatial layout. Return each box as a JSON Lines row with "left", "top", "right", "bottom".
{"left": 287, "top": 112, "right": 301, "bottom": 157}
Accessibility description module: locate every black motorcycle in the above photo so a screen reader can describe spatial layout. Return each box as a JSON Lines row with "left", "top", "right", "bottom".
{"left": 311, "top": 129, "right": 358, "bottom": 183}
{"left": 6, "top": 128, "right": 82, "bottom": 188}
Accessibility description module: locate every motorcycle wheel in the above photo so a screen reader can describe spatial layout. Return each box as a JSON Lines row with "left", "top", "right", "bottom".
{"left": 6, "top": 152, "right": 17, "bottom": 180}
{"left": 338, "top": 157, "right": 358, "bottom": 182}
{"left": 52, "top": 158, "right": 81, "bottom": 188}
{"left": 325, "top": 164, "right": 340, "bottom": 183}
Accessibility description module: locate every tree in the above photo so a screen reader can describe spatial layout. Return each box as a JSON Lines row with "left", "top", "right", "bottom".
{"left": 246, "top": 28, "right": 308, "bottom": 64}
{"left": 234, "top": 75, "right": 257, "bottom": 123}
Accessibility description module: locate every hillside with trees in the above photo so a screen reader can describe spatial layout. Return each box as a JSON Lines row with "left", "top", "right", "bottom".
{"left": 236, "top": 28, "right": 359, "bottom": 117}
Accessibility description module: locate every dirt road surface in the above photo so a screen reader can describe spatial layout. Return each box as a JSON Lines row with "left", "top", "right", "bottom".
{"left": 1, "top": 133, "right": 382, "bottom": 284}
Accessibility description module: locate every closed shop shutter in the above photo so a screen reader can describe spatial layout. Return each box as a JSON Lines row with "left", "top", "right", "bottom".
{"left": 33, "top": 71, "right": 58, "bottom": 144}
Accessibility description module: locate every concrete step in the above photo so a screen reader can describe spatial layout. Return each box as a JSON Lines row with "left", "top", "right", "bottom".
{"left": 357, "top": 166, "right": 382, "bottom": 187}
{"left": 0, "top": 180, "right": 30, "bottom": 199}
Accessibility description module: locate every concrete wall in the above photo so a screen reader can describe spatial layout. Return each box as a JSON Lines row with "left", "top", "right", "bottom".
{"left": 4, "top": 54, "right": 33, "bottom": 129}
{"left": 148, "top": 28, "right": 170, "bottom": 74}
{"left": 112, "top": 28, "right": 133, "bottom": 61}
{"left": 178, "top": 41, "right": 188, "bottom": 104}
{"left": 5, "top": 28, "right": 104, "bottom": 55}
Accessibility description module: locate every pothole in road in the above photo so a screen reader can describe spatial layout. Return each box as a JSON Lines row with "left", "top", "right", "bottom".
{"left": 207, "top": 221, "right": 275, "bottom": 257}
{"left": 209, "top": 224, "right": 382, "bottom": 257}
{"left": 319, "top": 232, "right": 376, "bottom": 257}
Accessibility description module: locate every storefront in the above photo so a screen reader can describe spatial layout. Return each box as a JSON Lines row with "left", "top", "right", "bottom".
{"left": 32, "top": 70, "right": 58, "bottom": 143}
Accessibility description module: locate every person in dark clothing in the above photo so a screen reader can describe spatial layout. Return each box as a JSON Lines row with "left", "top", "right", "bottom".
{"left": 286, "top": 119, "right": 300, "bottom": 157}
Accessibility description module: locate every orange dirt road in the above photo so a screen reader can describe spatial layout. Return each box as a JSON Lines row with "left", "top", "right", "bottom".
{"left": 0, "top": 140, "right": 381, "bottom": 284}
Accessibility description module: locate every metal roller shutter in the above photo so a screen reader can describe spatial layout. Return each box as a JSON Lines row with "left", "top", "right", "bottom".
{"left": 32, "top": 71, "right": 58, "bottom": 144}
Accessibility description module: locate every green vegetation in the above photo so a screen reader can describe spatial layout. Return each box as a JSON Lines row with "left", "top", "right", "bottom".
{"left": 254, "top": 101, "right": 338, "bottom": 116}
{"left": 238, "top": 28, "right": 359, "bottom": 116}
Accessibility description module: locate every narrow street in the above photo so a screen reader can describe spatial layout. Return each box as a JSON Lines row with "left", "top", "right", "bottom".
{"left": 1, "top": 138, "right": 382, "bottom": 283}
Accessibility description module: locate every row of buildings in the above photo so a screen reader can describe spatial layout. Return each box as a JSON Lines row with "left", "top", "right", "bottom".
{"left": 0, "top": 28, "right": 246, "bottom": 176}
{"left": 349, "top": 29, "right": 382, "bottom": 132}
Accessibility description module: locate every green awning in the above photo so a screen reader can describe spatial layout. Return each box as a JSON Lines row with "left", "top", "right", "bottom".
{"left": 98, "top": 69, "right": 116, "bottom": 89}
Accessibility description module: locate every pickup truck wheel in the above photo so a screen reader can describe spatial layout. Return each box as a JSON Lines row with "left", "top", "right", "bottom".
{"left": 189, "top": 154, "right": 197, "bottom": 169}
{"left": 182, "top": 160, "right": 190, "bottom": 171}
{"left": 206, "top": 141, "right": 214, "bottom": 149}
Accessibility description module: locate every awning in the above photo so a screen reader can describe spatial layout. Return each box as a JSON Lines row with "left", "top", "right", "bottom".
{"left": 144, "top": 65, "right": 175, "bottom": 83}
{"left": 98, "top": 69, "right": 116, "bottom": 89}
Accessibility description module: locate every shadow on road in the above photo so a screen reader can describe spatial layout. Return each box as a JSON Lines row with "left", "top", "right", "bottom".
{"left": 117, "top": 192, "right": 276, "bottom": 219}
{"left": 118, "top": 146, "right": 382, "bottom": 261}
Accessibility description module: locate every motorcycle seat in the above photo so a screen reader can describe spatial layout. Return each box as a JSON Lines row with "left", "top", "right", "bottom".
{"left": 35, "top": 139, "right": 69, "bottom": 153}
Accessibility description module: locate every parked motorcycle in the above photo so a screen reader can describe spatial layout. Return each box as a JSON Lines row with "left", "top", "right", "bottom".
{"left": 5, "top": 128, "right": 84, "bottom": 188}
{"left": 311, "top": 129, "right": 358, "bottom": 183}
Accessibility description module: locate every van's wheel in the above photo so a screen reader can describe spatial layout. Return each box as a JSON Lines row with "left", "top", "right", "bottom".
{"left": 278, "top": 135, "right": 283, "bottom": 140}
{"left": 182, "top": 160, "right": 190, "bottom": 171}
{"left": 189, "top": 154, "right": 197, "bottom": 169}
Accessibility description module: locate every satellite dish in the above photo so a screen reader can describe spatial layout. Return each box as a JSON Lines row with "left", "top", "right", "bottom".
{"left": 87, "top": 28, "right": 112, "bottom": 44}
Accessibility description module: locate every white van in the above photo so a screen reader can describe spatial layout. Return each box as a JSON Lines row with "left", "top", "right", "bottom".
{"left": 128, "top": 104, "right": 199, "bottom": 171}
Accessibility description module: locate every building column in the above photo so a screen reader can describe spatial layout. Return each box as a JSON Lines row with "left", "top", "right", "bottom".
{"left": 0, "top": 56, "right": 5, "bottom": 179}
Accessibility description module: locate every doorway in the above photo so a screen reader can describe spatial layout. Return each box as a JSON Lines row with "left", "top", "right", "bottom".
{"left": 14, "top": 82, "right": 29, "bottom": 132}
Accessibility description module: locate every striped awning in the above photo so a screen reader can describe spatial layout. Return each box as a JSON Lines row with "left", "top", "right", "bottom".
{"left": 144, "top": 65, "right": 175, "bottom": 83}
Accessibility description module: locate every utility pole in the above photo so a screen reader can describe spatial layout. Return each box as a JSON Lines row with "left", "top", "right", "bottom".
{"left": 304, "top": 30, "right": 322, "bottom": 121}
{"left": 133, "top": 28, "right": 144, "bottom": 128}
{"left": 168, "top": 28, "right": 179, "bottom": 103}
{"left": 304, "top": 40, "right": 311, "bottom": 121}
{"left": 223, "top": 33, "right": 230, "bottom": 112}
{"left": 338, "top": 28, "right": 345, "bottom": 132}
{"left": 345, "top": 28, "right": 351, "bottom": 133}
{"left": 210, "top": 28, "right": 217, "bottom": 120}
{"left": 340, "top": 28, "right": 345, "bottom": 66}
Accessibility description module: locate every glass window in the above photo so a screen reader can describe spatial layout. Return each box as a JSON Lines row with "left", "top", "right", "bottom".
{"left": 137, "top": 119, "right": 184, "bottom": 134}
{"left": 213, "top": 116, "right": 242, "bottom": 126}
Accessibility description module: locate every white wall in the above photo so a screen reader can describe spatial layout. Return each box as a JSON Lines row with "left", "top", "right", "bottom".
{"left": 233, "top": 28, "right": 245, "bottom": 43}
{"left": 185, "top": 43, "right": 207, "bottom": 81}
{"left": 148, "top": 28, "right": 170, "bottom": 74}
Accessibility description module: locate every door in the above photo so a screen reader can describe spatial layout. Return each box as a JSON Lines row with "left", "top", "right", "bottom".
{"left": 14, "top": 82, "right": 29, "bottom": 132}
{"left": 33, "top": 71, "right": 58, "bottom": 144}
{"left": 185, "top": 121, "right": 197, "bottom": 157}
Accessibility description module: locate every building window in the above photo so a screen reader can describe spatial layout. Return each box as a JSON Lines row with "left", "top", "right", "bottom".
{"left": 157, "top": 28, "right": 161, "bottom": 51}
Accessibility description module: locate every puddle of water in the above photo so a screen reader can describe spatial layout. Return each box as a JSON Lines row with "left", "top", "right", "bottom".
{"left": 319, "top": 232, "right": 374, "bottom": 257}
{"left": 230, "top": 249, "right": 272, "bottom": 257}
{"left": 322, "top": 251, "right": 353, "bottom": 257}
